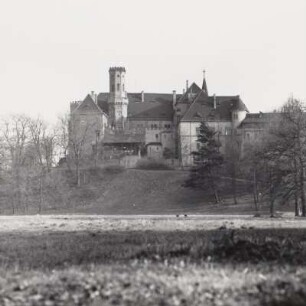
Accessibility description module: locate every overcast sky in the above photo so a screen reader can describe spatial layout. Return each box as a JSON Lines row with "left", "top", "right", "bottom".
{"left": 0, "top": 0, "right": 305, "bottom": 122}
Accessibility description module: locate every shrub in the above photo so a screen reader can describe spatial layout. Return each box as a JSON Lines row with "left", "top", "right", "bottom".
{"left": 103, "top": 164, "right": 125, "bottom": 174}
{"left": 135, "top": 158, "right": 172, "bottom": 170}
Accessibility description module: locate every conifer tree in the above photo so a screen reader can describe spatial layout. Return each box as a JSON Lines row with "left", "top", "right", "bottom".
{"left": 187, "top": 121, "right": 224, "bottom": 203}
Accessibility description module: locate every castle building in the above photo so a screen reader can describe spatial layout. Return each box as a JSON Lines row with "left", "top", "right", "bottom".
{"left": 70, "top": 66, "right": 252, "bottom": 166}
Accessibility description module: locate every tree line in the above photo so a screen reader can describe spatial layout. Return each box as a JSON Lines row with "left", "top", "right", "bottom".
{"left": 0, "top": 113, "right": 98, "bottom": 214}
{"left": 187, "top": 98, "right": 306, "bottom": 217}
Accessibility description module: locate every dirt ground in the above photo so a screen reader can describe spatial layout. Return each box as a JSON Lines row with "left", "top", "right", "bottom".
{"left": 0, "top": 214, "right": 305, "bottom": 234}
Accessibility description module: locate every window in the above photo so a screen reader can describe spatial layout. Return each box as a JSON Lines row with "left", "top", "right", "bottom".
{"left": 196, "top": 127, "right": 201, "bottom": 135}
{"left": 111, "top": 84, "right": 115, "bottom": 92}
{"left": 117, "top": 83, "right": 120, "bottom": 91}
{"left": 123, "top": 84, "right": 125, "bottom": 91}
{"left": 225, "top": 128, "right": 232, "bottom": 135}
{"left": 155, "top": 134, "right": 159, "bottom": 139}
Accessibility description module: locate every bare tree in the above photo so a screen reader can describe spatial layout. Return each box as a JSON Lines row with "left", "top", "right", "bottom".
{"left": 67, "top": 117, "right": 95, "bottom": 186}
{"left": 277, "top": 99, "right": 306, "bottom": 216}
{"left": 28, "top": 118, "right": 57, "bottom": 212}
{"left": 246, "top": 98, "right": 306, "bottom": 217}
{"left": 0, "top": 115, "right": 31, "bottom": 213}
{"left": 225, "top": 130, "right": 242, "bottom": 204}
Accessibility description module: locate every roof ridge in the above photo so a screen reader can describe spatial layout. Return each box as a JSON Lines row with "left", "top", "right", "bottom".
{"left": 178, "top": 82, "right": 201, "bottom": 102}
{"left": 73, "top": 94, "right": 104, "bottom": 114}
{"left": 180, "top": 90, "right": 204, "bottom": 121}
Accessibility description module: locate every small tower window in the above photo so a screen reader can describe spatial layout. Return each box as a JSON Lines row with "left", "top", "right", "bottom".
{"left": 117, "top": 83, "right": 120, "bottom": 91}
{"left": 111, "top": 84, "right": 115, "bottom": 92}
{"left": 123, "top": 84, "right": 125, "bottom": 91}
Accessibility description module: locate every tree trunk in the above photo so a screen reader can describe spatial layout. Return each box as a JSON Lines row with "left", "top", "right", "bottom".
{"left": 299, "top": 157, "right": 306, "bottom": 216}
{"left": 232, "top": 165, "right": 237, "bottom": 204}
{"left": 293, "top": 157, "right": 300, "bottom": 216}
{"left": 253, "top": 168, "right": 259, "bottom": 211}
{"left": 39, "top": 174, "right": 43, "bottom": 213}
{"left": 209, "top": 170, "right": 220, "bottom": 203}
{"left": 270, "top": 198, "right": 275, "bottom": 218}
{"left": 76, "top": 150, "right": 81, "bottom": 187}
{"left": 269, "top": 169, "right": 275, "bottom": 218}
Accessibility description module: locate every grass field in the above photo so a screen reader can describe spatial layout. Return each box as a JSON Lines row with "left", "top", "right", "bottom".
{"left": 0, "top": 215, "right": 305, "bottom": 305}
{"left": 0, "top": 168, "right": 296, "bottom": 216}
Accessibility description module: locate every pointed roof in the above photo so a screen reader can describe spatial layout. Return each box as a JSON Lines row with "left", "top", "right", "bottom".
{"left": 72, "top": 94, "right": 105, "bottom": 114}
{"left": 177, "top": 82, "right": 202, "bottom": 104}
{"left": 202, "top": 71, "right": 208, "bottom": 95}
{"left": 181, "top": 91, "right": 248, "bottom": 122}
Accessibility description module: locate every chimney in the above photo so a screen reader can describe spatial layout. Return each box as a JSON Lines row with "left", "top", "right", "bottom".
{"left": 213, "top": 94, "right": 217, "bottom": 109}
{"left": 172, "top": 90, "right": 176, "bottom": 106}
{"left": 141, "top": 91, "right": 144, "bottom": 102}
{"left": 186, "top": 80, "right": 189, "bottom": 91}
{"left": 91, "top": 91, "right": 97, "bottom": 103}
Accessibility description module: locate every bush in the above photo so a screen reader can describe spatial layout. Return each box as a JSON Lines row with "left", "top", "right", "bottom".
{"left": 135, "top": 158, "right": 172, "bottom": 170}
{"left": 103, "top": 165, "right": 125, "bottom": 174}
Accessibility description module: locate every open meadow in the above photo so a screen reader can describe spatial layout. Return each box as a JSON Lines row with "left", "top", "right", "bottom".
{"left": 0, "top": 215, "right": 305, "bottom": 305}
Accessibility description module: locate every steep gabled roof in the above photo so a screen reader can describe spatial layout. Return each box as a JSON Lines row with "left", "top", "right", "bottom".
{"left": 177, "top": 83, "right": 202, "bottom": 104}
{"left": 73, "top": 94, "right": 104, "bottom": 114}
{"left": 239, "top": 112, "right": 281, "bottom": 129}
{"left": 128, "top": 93, "right": 181, "bottom": 103}
{"left": 97, "top": 92, "right": 178, "bottom": 120}
{"left": 98, "top": 92, "right": 181, "bottom": 105}
{"left": 181, "top": 91, "right": 248, "bottom": 122}
{"left": 202, "top": 76, "right": 208, "bottom": 95}
{"left": 97, "top": 93, "right": 109, "bottom": 113}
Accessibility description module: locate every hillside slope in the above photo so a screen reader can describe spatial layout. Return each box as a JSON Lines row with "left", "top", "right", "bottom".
{"left": 67, "top": 169, "right": 253, "bottom": 215}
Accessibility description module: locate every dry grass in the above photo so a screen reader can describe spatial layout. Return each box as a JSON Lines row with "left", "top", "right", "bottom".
{"left": 0, "top": 216, "right": 305, "bottom": 305}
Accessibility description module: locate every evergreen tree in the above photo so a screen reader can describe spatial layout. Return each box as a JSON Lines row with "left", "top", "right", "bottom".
{"left": 186, "top": 121, "right": 224, "bottom": 203}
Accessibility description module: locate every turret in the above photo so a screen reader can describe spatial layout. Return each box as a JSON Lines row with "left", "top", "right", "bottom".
{"left": 107, "top": 67, "right": 129, "bottom": 129}
{"left": 231, "top": 96, "right": 247, "bottom": 128}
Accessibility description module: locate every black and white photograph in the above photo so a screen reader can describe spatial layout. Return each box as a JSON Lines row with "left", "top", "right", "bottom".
{"left": 0, "top": 0, "right": 305, "bottom": 305}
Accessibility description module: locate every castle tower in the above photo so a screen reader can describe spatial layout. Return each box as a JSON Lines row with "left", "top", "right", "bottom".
{"left": 202, "top": 70, "right": 208, "bottom": 95}
{"left": 107, "top": 67, "right": 129, "bottom": 130}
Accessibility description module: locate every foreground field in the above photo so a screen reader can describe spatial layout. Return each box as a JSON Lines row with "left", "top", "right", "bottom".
{"left": 0, "top": 216, "right": 305, "bottom": 305}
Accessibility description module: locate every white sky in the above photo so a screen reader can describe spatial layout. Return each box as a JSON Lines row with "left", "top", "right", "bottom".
{"left": 0, "top": 0, "right": 305, "bottom": 122}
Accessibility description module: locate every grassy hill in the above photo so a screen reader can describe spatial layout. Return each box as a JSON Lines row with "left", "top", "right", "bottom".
{"left": 57, "top": 168, "right": 257, "bottom": 215}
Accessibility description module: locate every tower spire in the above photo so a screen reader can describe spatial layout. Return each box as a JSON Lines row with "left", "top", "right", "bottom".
{"left": 202, "top": 69, "right": 208, "bottom": 95}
